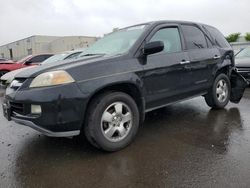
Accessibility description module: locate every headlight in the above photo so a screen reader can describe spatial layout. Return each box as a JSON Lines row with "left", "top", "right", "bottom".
{"left": 6, "top": 78, "right": 14, "bottom": 84}
{"left": 30, "top": 70, "right": 75, "bottom": 88}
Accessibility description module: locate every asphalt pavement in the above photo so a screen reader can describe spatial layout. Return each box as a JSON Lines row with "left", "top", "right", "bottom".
{"left": 1, "top": 88, "right": 250, "bottom": 188}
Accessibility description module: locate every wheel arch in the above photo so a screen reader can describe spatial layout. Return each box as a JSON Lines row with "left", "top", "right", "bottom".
{"left": 83, "top": 81, "right": 146, "bottom": 127}
{"left": 215, "top": 65, "right": 231, "bottom": 77}
{"left": 214, "top": 56, "right": 234, "bottom": 78}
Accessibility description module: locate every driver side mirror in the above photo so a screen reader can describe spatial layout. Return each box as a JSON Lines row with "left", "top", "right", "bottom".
{"left": 143, "top": 41, "right": 164, "bottom": 55}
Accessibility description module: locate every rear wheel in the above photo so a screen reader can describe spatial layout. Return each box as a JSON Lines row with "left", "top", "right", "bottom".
{"left": 205, "top": 73, "right": 231, "bottom": 109}
{"left": 84, "top": 92, "right": 140, "bottom": 151}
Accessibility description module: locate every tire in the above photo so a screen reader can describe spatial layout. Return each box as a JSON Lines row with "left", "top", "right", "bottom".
{"left": 84, "top": 92, "right": 140, "bottom": 152}
{"left": 0, "top": 71, "right": 8, "bottom": 77}
{"left": 205, "top": 73, "right": 231, "bottom": 109}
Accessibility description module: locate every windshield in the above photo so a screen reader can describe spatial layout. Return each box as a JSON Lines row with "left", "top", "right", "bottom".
{"left": 42, "top": 53, "right": 70, "bottom": 64}
{"left": 79, "top": 25, "right": 147, "bottom": 56}
{"left": 236, "top": 48, "right": 250, "bottom": 59}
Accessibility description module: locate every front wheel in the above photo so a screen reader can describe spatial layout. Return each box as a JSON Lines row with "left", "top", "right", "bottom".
{"left": 84, "top": 92, "right": 140, "bottom": 152}
{"left": 205, "top": 73, "right": 231, "bottom": 109}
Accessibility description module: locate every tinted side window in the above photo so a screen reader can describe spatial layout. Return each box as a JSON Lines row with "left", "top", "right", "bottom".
{"left": 150, "top": 27, "right": 182, "bottom": 53}
{"left": 182, "top": 25, "right": 207, "bottom": 49}
{"left": 205, "top": 26, "right": 231, "bottom": 48}
{"left": 30, "top": 55, "right": 51, "bottom": 63}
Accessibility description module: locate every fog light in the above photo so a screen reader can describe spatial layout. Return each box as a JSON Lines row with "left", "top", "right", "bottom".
{"left": 31, "top": 105, "right": 42, "bottom": 114}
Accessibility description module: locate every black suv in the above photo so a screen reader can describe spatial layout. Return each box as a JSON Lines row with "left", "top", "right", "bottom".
{"left": 2, "top": 21, "right": 248, "bottom": 151}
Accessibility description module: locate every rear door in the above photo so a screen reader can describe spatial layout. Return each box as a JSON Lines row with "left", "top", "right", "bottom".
{"left": 142, "top": 24, "right": 192, "bottom": 109}
{"left": 180, "top": 24, "right": 220, "bottom": 92}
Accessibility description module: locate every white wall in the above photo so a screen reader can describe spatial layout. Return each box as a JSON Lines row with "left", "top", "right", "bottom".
{"left": 0, "top": 36, "right": 58, "bottom": 60}
{"left": 50, "top": 36, "right": 97, "bottom": 53}
{"left": 0, "top": 35, "right": 97, "bottom": 60}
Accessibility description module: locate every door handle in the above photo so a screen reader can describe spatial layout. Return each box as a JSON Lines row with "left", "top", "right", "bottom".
{"left": 180, "top": 60, "right": 190, "bottom": 65}
{"left": 213, "top": 55, "right": 221, "bottom": 59}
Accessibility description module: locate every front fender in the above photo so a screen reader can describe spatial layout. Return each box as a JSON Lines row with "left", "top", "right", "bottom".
{"left": 76, "top": 72, "right": 145, "bottom": 123}
{"left": 76, "top": 71, "right": 144, "bottom": 97}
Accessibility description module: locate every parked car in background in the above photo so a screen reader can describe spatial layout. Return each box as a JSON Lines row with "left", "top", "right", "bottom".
{"left": 0, "top": 58, "right": 15, "bottom": 64}
{"left": 2, "top": 21, "right": 248, "bottom": 152}
{"left": 41, "top": 50, "right": 83, "bottom": 65}
{"left": 0, "top": 58, "right": 8, "bottom": 61}
{"left": 0, "top": 50, "right": 83, "bottom": 87}
{"left": 235, "top": 47, "right": 250, "bottom": 81}
{"left": 234, "top": 48, "right": 244, "bottom": 56}
{"left": 0, "top": 54, "right": 53, "bottom": 76}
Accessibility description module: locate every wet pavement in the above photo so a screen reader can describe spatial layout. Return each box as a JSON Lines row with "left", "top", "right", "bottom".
{"left": 1, "top": 89, "right": 250, "bottom": 188}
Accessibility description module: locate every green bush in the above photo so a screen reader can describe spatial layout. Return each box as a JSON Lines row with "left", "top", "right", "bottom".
{"left": 225, "top": 33, "right": 241, "bottom": 43}
{"left": 245, "top": 33, "right": 250, "bottom": 41}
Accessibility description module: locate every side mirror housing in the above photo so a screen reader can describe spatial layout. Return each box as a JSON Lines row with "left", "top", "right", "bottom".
{"left": 143, "top": 41, "right": 164, "bottom": 55}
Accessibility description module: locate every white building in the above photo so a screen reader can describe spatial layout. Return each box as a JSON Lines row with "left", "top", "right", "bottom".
{"left": 50, "top": 36, "right": 97, "bottom": 53}
{"left": 0, "top": 35, "right": 97, "bottom": 60}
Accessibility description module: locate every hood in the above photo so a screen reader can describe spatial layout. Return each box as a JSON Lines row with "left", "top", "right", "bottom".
{"left": 235, "top": 57, "right": 250, "bottom": 67}
{"left": 15, "top": 54, "right": 121, "bottom": 79}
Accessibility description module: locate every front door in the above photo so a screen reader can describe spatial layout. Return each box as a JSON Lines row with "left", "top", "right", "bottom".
{"left": 141, "top": 25, "right": 191, "bottom": 110}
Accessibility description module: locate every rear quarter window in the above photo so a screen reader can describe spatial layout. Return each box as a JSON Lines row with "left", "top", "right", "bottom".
{"left": 204, "top": 26, "right": 231, "bottom": 48}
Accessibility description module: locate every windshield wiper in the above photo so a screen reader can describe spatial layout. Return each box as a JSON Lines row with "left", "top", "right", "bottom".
{"left": 80, "top": 53, "right": 105, "bottom": 57}
{"left": 193, "top": 42, "right": 204, "bottom": 49}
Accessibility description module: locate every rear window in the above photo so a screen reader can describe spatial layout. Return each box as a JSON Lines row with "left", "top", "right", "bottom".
{"left": 42, "top": 53, "right": 69, "bottom": 64}
{"left": 204, "top": 26, "right": 231, "bottom": 48}
{"left": 30, "top": 55, "right": 52, "bottom": 63}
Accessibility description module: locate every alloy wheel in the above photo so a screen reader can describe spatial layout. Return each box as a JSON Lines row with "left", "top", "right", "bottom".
{"left": 216, "top": 79, "right": 228, "bottom": 103}
{"left": 101, "top": 102, "right": 133, "bottom": 142}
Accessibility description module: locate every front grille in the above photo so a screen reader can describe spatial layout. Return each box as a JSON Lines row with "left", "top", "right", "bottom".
{"left": 236, "top": 67, "right": 250, "bottom": 73}
{"left": 0, "top": 79, "right": 7, "bottom": 86}
{"left": 10, "top": 102, "right": 25, "bottom": 115}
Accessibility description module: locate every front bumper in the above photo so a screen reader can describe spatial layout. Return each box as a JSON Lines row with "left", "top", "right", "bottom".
{"left": 238, "top": 72, "right": 250, "bottom": 82}
{"left": 12, "top": 117, "right": 80, "bottom": 137}
{"left": 3, "top": 82, "right": 88, "bottom": 137}
{"left": 236, "top": 67, "right": 250, "bottom": 82}
{"left": 0, "top": 82, "right": 7, "bottom": 90}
